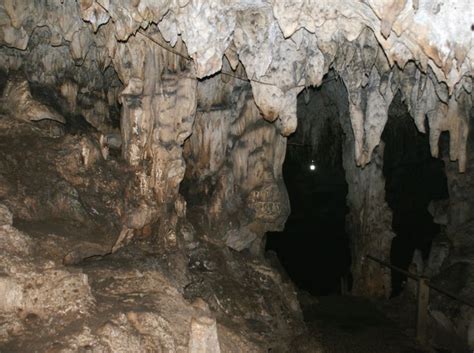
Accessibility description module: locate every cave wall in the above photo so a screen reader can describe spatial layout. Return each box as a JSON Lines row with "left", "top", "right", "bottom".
{"left": 0, "top": 0, "right": 471, "bottom": 294}
{"left": 344, "top": 141, "right": 395, "bottom": 298}
{"left": 1, "top": 0, "right": 471, "bottom": 172}
{"left": 382, "top": 94, "right": 449, "bottom": 296}
{"left": 0, "top": 1, "right": 473, "bottom": 350}
{"left": 0, "top": 1, "right": 122, "bottom": 134}
{"left": 340, "top": 121, "right": 395, "bottom": 298}
{"left": 444, "top": 114, "right": 474, "bottom": 232}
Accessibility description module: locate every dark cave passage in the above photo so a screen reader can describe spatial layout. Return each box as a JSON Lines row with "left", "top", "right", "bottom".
{"left": 266, "top": 84, "right": 351, "bottom": 296}
{"left": 382, "top": 94, "right": 449, "bottom": 297}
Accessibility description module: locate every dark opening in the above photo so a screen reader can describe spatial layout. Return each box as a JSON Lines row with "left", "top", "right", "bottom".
{"left": 266, "top": 83, "right": 351, "bottom": 296}
{"left": 382, "top": 93, "right": 449, "bottom": 296}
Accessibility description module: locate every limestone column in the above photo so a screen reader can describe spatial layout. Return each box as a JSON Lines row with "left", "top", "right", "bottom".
{"left": 336, "top": 83, "right": 395, "bottom": 298}
{"left": 113, "top": 33, "right": 197, "bottom": 249}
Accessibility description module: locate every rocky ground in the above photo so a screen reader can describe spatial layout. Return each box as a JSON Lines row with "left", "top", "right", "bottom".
{"left": 0, "top": 204, "right": 434, "bottom": 353}
{"left": 0, "top": 189, "right": 444, "bottom": 353}
{"left": 0, "top": 202, "right": 306, "bottom": 352}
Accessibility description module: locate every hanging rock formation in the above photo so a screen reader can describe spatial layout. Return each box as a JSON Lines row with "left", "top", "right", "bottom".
{"left": 0, "top": 1, "right": 471, "bottom": 227}
{"left": 0, "top": 0, "right": 470, "bottom": 171}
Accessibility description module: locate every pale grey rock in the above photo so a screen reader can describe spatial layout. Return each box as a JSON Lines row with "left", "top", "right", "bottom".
{"left": 0, "top": 224, "right": 94, "bottom": 344}
{"left": 0, "top": 221, "right": 31, "bottom": 258}
{"left": 0, "top": 204, "right": 12, "bottom": 226}
{"left": 189, "top": 315, "right": 221, "bottom": 353}
{"left": 424, "top": 234, "right": 450, "bottom": 278}
{"left": 180, "top": 221, "right": 196, "bottom": 243}
{"left": 1, "top": 77, "right": 65, "bottom": 124}
{"left": 225, "top": 227, "right": 257, "bottom": 252}
{"left": 183, "top": 73, "right": 290, "bottom": 238}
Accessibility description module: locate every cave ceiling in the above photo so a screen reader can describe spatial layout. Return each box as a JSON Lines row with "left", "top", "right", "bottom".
{"left": 0, "top": 0, "right": 472, "bottom": 170}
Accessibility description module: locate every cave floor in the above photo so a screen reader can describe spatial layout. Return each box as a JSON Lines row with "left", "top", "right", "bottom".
{"left": 1, "top": 217, "right": 305, "bottom": 352}
{"left": 295, "top": 295, "right": 431, "bottom": 353}
{"left": 0, "top": 216, "right": 453, "bottom": 352}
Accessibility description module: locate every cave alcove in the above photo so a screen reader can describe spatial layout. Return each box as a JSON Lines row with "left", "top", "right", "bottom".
{"left": 381, "top": 93, "right": 449, "bottom": 297}
{"left": 266, "top": 81, "right": 351, "bottom": 296}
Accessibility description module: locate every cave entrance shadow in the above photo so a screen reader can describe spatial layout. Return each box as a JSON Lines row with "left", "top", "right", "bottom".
{"left": 382, "top": 93, "right": 449, "bottom": 297}
{"left": 265, "top": 84, "right": 352, "bottom": 297}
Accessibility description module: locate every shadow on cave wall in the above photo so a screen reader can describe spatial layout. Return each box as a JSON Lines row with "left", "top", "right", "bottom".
{"left": 382, "top": 93, "right": 449, "bottom": 297}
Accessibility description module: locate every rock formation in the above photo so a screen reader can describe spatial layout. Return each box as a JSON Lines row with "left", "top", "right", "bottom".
{"left": 0, "top": 0, "right": 472, "bottom": 350}
{"left": 182, "top": 65, "right": 289, "bottom": 253}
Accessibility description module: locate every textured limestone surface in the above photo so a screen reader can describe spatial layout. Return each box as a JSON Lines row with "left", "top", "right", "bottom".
{"left": 0, "top": 0, "right": 471, "bottom": 170}
{"left": 0, "top": 86, "right": 305, "bottom": 351}
{"left": 0, "top": 1, "right": 471, "bottom": 244}
{"left": 0, "top": 202, "right": 304, "bottom": 352}
{"left": 182, "top": 67, "right": 289, "bottom": 251}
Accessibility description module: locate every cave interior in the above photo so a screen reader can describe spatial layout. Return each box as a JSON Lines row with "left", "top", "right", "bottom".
{"left": 0, "top": 1, "right": 473, "bottom": 353}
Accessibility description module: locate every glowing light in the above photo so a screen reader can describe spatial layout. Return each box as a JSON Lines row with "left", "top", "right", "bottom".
{"left": 309, "top": 160, "right": 316, "bottom": 171}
